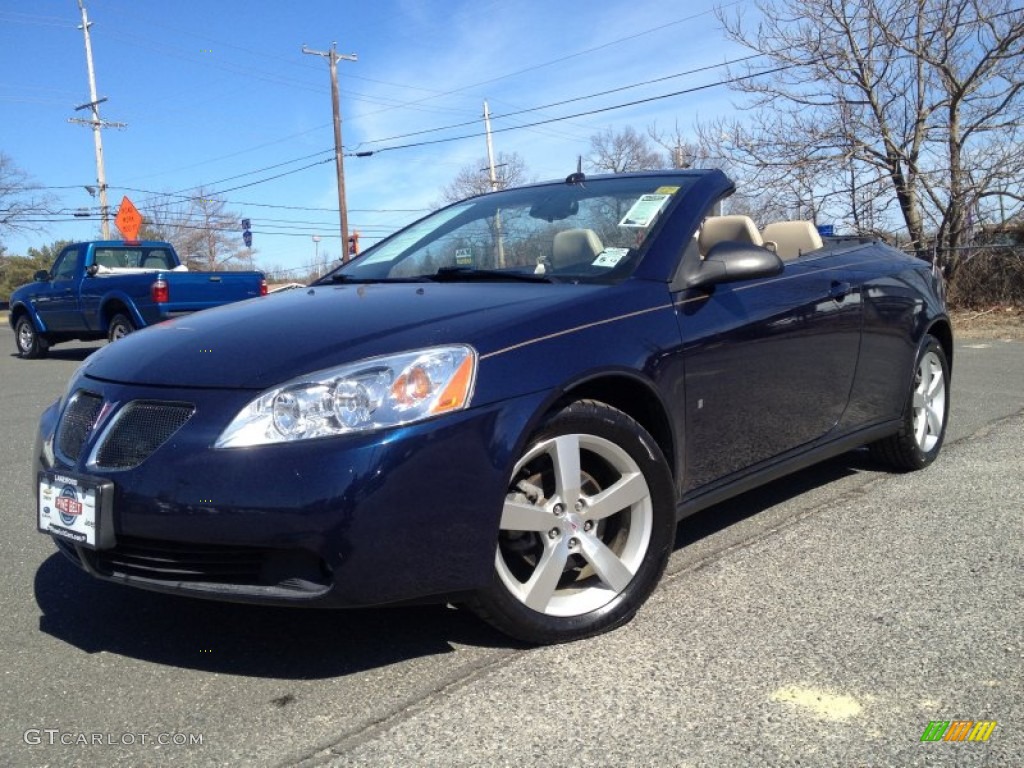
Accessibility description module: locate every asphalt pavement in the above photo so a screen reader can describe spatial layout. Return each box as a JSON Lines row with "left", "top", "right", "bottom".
{"left": 0, "top": 328, "right": 1020, "bottom": 768}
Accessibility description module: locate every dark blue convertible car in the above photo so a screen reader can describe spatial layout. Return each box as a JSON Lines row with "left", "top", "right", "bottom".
{"left": 34, "top": 170, "right": 951, "bottom": 643}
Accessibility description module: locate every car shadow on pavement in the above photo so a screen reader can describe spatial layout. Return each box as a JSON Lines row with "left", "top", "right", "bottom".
{"left": 8, "top": 347, "right": 99, "bottom": 362}
{"left": 34, "top": 556, "right": 517, "bottom": 679}
{"left": 33, "top": 449, "right": 881, "bottom": 677}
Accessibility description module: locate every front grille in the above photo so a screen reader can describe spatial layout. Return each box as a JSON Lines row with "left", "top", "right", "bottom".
{"left": 92, "top": 536, "right": 268, "bottom": 584}
{"left": 55, "top": 391, "right": 104, "bottom": 463}
{"left": 85, "top": 536, "right": 332, "bottom": 592}
{"left": 94, "top": 401, "right": 195, "bottom": 469}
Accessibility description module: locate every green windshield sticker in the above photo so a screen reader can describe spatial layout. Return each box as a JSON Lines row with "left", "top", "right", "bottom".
{"left": 619, "top": 194, "right": 671, "bottom": 228}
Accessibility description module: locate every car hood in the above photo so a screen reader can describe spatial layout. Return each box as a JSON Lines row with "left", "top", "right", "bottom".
{"left": 79, "top": 282, "right": 600, "bottom": 389}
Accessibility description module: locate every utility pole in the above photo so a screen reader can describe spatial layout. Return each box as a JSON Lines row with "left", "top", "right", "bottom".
{"left": 68, "top": 0, "right": 125, "bottom": 240}
{"left": 483, "top": 100, "right": 499, "bottom": 192}
{"left": 481, "top": 100, "right": 507, "bottom": 268}
{"left": 303, "top": 42, "right": 357, "bottom": 261}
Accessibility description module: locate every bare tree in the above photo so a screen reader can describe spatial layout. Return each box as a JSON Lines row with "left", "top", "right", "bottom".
{"left": 440, "top": 151, "right": 529, "bottom": 204}
{"left": 647, "top": 121, "right": 704, "bottom": 169}
{"left": 141, "top": 189, "right": 252, "bottom": 270}
{"left": 0, "top": 153, "right": 55, "bottom": 242}
{"left": 587, "top": 126, "right": 664, "bottom": 174}
{"left": 712, "top": 0, "right": 1024, "bottom": 266}
{"left": 302, "top": 250, "right": 333, "bottom": 283}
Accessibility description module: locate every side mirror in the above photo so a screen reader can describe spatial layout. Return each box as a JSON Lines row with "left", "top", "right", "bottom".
{"left": 686, "top": 242, "right": 783, "bottom": 290}
{"left": 86, "top": 264, "right": 99, "bottom": 277}
{"left": 33, "top": 269, "right": 50, "bottom": 282}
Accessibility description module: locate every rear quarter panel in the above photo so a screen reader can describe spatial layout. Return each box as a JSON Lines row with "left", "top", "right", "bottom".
{"left": 837, "top": 244, "right": 949, "bottom": 430}
{"left": 80, "top": 276, "right": 154, "bottom": 331}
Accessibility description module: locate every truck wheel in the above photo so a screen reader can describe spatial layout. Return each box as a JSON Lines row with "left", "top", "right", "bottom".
{"left": 108, "top": 314, "right": 135, "bottom": 343}
{"left": 15, "top": 316, "right": 48, "bottom": 359}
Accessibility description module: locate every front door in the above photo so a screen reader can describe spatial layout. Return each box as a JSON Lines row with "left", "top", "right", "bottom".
{"left": 33, "top": 245, "right": 82, "bottom": 331}
{"left": 675, "top": 251, "right": 863, "bottom": 493}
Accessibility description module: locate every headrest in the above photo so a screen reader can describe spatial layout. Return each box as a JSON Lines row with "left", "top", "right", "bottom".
{"left": 699, "top": 215, "right": 763, "bottom": 256}
{"left": 552, "top": 229, "right": 604, "bottom": 267}
{"left": 760, "top": 221, "right": 823, "bottom": 261}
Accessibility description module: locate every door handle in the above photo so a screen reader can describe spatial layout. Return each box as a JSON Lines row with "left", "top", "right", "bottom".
{"left": 829, "top": 281, "right": 852, "bottom": 301}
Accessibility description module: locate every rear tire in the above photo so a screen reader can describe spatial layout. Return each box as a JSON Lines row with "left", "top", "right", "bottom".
{"left": 870, "top": 335, "right": 949, "bottom": 470}
{"left": 107, "top": 313, "right": 135, "bottom": 343}
{"left": 14, "top": 316, "right": 47, "bottom": 359}
{"left": 470, "top": 400, "right": 676, "bottom": 644}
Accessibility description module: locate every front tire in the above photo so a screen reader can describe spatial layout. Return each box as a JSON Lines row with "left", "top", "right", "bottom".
{"left": 471, "top": 400, "right": 676, "bottom": 644}
{"left": 14, "top": 316, "right": 47, "bottom": 359}
{"left": 870, "top": 335, "right": 950, "bottom": 470}
{"left": 107, "top": 313, "right": 135, "bottom": 343}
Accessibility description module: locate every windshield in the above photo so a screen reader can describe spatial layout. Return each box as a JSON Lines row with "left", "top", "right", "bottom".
{"left": 319, "top": 174, "right": 698, "bottom": 284}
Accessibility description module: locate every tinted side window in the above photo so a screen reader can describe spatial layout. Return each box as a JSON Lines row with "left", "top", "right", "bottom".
{"left": 52, "top": 247, "right": 80, "bottom": 280}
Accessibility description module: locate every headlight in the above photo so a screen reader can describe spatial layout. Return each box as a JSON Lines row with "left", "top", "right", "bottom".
{"left": 215, "top": 345, "right": 477, "bottom": 447}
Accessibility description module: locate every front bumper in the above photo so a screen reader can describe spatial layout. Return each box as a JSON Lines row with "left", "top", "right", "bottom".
{"left": 35, "top": 375, "right": 545, "bottom": 607}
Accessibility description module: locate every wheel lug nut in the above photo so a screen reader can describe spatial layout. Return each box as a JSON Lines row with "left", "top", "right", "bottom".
{"left": 583, "top": 521, "right": 593, "bottom": 532}
{"left": 553, "top": 503, "right": 565, "bottom": 516}
{"left": 548, "top": 528, "right": 560, "bottom": 540}
{"left": 574, "top": 499, "right": 585, "bottom": 512}
{"left": 569, "top": 537, "right": 579, "bottom": 549}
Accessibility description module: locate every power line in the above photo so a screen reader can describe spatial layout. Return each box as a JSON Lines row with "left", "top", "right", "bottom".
{"left": 168, "top": 150, "right": 334, "bottom": 195}
{"left": 0, "top": 10, "right": 75, "bottom": 28}
{"left": 366, "top": 64, "right": 794, "bottom": 155}
{"left": 352, "top": 2, "right": 746, "bottom": 121}
{"left": 354, "top": 5, "right": 1024, "bottom": 156}
{"left": 89, "top": 3, "right": 742, "bottom": 183}
{"left": 117, "top": 124, "right": 335, "bottom": 185}
{"left": 34, "top": 2, "right": 1016, "bottom": 212}
{"left": 355, "top": 53, "right": 765, "bottom": 149}
{"left": 28, "top": 183, "right": 428, "bottom": 215}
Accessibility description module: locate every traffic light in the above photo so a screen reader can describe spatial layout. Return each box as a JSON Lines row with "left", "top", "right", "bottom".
{"left": 348, "top": 231, "right": 360, "bottom": 256}
{"left": 241, "top": 218, "right": 252, "bottom": 248}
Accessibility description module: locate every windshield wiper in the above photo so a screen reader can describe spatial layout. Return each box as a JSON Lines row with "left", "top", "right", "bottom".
{"left": 429, "top": 266, "right": 551, "bottom": 283}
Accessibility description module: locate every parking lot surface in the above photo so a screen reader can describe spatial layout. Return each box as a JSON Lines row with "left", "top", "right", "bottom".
{"left": 1, "top": 329, "right": 1021, "bottom": 767}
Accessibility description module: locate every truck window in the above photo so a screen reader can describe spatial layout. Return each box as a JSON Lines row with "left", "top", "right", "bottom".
{"left": 52, "top": 247, "right": 80, "bottom": 280}
{"left": 142, "top": 249, "right": 172, "bottom": 269}
{"left": 94, "top": 249, "right": 127, "bottom": 269}
{"left": 93, "top": 248, "right": 173, "bottom": 270}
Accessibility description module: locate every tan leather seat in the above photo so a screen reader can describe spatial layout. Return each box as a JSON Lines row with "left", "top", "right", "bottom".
{"left": 761, "top": 221, "right": 823, "bottom": 261}
{"left": 698, "top": 215, "right": 763, "bottom": 257}
{"left": 552, "top": 229, "right": 604, "bottom": 268}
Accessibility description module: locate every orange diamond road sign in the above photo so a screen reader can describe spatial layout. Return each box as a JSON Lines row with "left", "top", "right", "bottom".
{"left": 115, "top": 196, "right": 142, "bottom": 241}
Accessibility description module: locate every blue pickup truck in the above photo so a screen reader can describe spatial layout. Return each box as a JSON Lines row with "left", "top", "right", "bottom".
{"left": 9, "top": 240, "right": 266, "bottom": 358}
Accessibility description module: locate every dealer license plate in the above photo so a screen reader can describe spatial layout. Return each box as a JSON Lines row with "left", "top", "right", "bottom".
{"left": 38, "top": 471, "right": 112, "bottom": 549}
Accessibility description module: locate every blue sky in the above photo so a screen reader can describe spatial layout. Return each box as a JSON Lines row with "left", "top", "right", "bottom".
{"left": 1, "top": 1, "right": 751, "bottom": 274}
